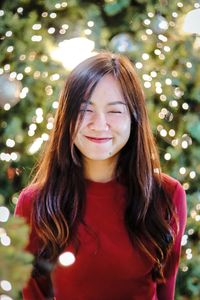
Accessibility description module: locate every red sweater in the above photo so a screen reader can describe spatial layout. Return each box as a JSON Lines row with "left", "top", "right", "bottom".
{"left": 15, "top": 174, "right": 187, "bottom": 300}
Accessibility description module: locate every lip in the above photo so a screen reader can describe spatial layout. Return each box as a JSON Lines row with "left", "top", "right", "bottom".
{"left": 85, "top": 136, "right": 112, "bottom": 144}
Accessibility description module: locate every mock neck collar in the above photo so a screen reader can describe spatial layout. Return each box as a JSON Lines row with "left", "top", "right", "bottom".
{"left": 85, "top": 178, "right": 125, "bottom": 198}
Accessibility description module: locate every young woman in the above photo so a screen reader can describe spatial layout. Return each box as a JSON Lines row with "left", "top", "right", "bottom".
{"left": 15, "top": 51, "right": 187, "bottom": 300}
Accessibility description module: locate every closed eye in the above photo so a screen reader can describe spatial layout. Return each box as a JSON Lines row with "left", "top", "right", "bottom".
{"left": 79, "top": 109, "right": 93, "bottom": 112}
{"left": 108, "top": 111, "right": 122, "bottom": 114}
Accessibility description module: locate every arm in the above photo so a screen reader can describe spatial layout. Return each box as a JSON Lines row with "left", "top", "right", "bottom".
{"left": 15, "top": 188, "right": 54, "bottom": 300}
{"left": 157, "top": 181, "right": 187, "bottom": 300}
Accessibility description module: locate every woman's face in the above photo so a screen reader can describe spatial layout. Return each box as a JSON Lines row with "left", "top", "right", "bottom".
{"left": 74, "top": 74, "right": 131, "bottom": 164}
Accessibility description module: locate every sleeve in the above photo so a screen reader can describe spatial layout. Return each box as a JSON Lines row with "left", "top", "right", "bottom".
{"left": 15, "top": 189, "right": 55, "bottom": 300}
{"left": 156, "top": 181, "right": 187, "bottom": 300}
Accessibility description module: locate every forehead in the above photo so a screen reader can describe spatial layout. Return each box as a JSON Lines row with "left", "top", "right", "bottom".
{"left": 89, "top": 74, "right": 125, "bottom": 103}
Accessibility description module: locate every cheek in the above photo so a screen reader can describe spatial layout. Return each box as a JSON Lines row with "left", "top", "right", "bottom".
{"left": 110, "top": 115, "right": 131, "bottom": 134}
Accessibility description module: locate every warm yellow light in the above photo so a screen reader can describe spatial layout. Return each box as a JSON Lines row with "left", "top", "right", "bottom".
{"left": 51, "top": 37, "right": 96, "bottom": 70}
{"left": 183, "top": 8, "right": 200, "bottom": 34}
{"left": 59, "top": 251, "right": 76, "bottom": 266}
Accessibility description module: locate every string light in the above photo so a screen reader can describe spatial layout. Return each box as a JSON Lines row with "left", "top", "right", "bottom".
{"left": 59, "top": 29, "right": 66, "bottom": 34}
{"left": 179, "top": 167, "right": 186, "bottom": 175}
{"left": 158, "top": 34, "right": 168, "bottom": 42}
{"left": 169, "top": 129, "right": 176, "bottom": 137}
{"left": 172, "top": 12, "right": 178, "bottom": 18}
{"left": 4, "top": 104, "right": 11, "bottom": 111}
{"left": 17, "top": 7, "right": 23, "bottom": 14}
{"left": 46, "top": 117, "right": 54, "bottom": 130}
{"left": 172, "top": 70, "right": 178, "bottom": 77}
{"left": 181, "top": 234, "right": 188, "bottom": 246}
{"left": 169, "top": 100, "right": 178, "bottom": 108}
{"left": 169, "top": 21, "right": 175, "bottom": 27}
{"left": 135, "top": 62, "right": 143, "bottom": 69}
{"left": 154, "top": 49, "right": 161, "bottom": 55}
{"left": 186, "top": 62, "right": 192, "bottom": 68}
{"left": 177, "top": 2, "right": 183, "bottom": 8}
{"left": 164, "top": 153, "right": 171, "bottom": 160}
{"left": 45, "top": 85, "right": 53, "bottom": 96}
{"left": 50, "top": 13, "right": 57, "bottom": 19}
{"left": 35, "top": 108, "right": 44, "bottom": 123}
{"left": 150, "top": 71, "right": 157, "bottom": 78}
{"left": 159, "top": 53, "right": 165, "bottom": 60}
{"left": 10, "top": 72, "right": 17, "bottom": 79}
{"left": 171, "top": 139, "right": 178, "bottom": 147}
{"left": 48, "top": 27, "right": 56, "bottom": 34}
{"left": 182, "top": 266, "right": 188, "bottom": 272}
{"left": 194, "top": 3, "right": 200, "bottom": 8}
{"left": 146, "top": 29, "right": 153, "bottom": 35}
{"left": 141, "top": 34, "right": 147, "bottom": 41}
{"left": 41, "top": 55, "right": 48, "bottom": 62}
{"left": 20, "top": 87, "right": 29, "bottom": 99}
{"left": 0, "top": 207, "right": 10, "bottom": 222}
{"left": 6, "top": 139, "right": 15, "bottom": 148}
{"left": 1, "top": 235, "right": 11, "bottom": 246}
{"left": 52, "top": 101, "right": 59, "bottom": 109}
{"left": 189, "top": 171, "right": 196, "bottom": 179}
{"left": 182, "top": 140, "right": 188, "bottom": 149}
{"left": 7, "top": 46, "right": 14, "bottom": 53}
{"left": 0, "top": 9, "right": 5, "bottom": 16}
{"left": 163, "top": 46, "right": 170, "bottom": 52}
{"left": 188, "top": 228, "right": 194, "bottom": 235}
{"left": 50, "top": 74, "right": 60, "bottom": 81}
{"left": 28, "top": 138, "right": 43, "bottom": 154}
{"left": 33, "top": 71, "right": 41, "bottom": 79}
{"left": 0, "top": 280, "right": 12, "bottom": 292}
{"left": 59, "top": 251, "right": 76, "bottom": 266}
{"left": 61, "top": 2, "right": 68, "bottom": 8}
{"left": 31, "top": 35, "right": 42, "bottom": 42}
{"left": 183, "top": 182, "right": 190, "bottom": 190}
{"left": 84, "top": 29, "right": 92, "bottom": 35}
{"left": 160, "top": 129, "right": 167, "bottom": 137}
{"left": 147, "top": 12, "right": 154, "bottom": 18}
{"left": 174, "top": 87, "right": 184, "bottom": 98}
{"left": 4, "top": 64, "right": 10, "bottom": 71}
{"left": 160, "top": 94, "right": 167, "bottom": 101}
{"left": 24, "top": 66, "right": 31, "bottom": 73}
{"left": 144, "top": 82, "right": 151, "bottom": 88}
{"left": 165, "top": 78, "right": 172, "bottom": 85}
{"left": 142, "top": 53, "right": 150, "bottom": 60}
{"left": 186, "top": 248, "right": 192, "bottom": 260}
{"left": 62, "top": 24, "right": 69, "bottom": 30}
{"left": 16, "top": 73, "right": 23, "bottom": 80}
{"left": 41, "top": 12, "right": 48, "bottom": 17}
{"left": 32, "top": 24, "right": 41, "bottom": 30}
{"left": 87, "top": 21, "right": 94, "bottom": 27}
{"left": 19, "top": 54, "right": 26, "bottom": 60}
{"left": 41, "top": 133, "right": 49, "bottom": 141}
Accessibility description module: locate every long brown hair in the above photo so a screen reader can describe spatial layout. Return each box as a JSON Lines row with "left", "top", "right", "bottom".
{"left": 31, "top": 51, "right": 177, "bottom": 283}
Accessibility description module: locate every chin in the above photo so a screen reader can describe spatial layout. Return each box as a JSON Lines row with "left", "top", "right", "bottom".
{"left": 84, "top": 153, "right": 115, "bottom": 161}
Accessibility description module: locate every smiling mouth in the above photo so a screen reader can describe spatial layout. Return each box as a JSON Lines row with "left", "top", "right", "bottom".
{"left": 85, "top": 136, "right": 112, "bottom": 143}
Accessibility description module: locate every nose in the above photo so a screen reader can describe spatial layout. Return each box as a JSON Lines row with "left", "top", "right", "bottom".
{"left": 88, "top": 112, "right": 109, "bottom": 131}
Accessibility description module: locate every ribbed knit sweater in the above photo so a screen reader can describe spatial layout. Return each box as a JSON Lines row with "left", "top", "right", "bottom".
{"left": 15, "top": 174, "right": 187, "bottom": 300}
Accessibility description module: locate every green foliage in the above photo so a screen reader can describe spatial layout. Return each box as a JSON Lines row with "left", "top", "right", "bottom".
{"left": 104, "top": 0, "right": 131, "bottom": 16}
{"left": 0, "top": 215, "right": 33, "bottom": 298}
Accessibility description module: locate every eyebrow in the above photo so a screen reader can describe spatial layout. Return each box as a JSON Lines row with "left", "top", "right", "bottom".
{"left": 81, "top": 100, "right": 127, "bottom": 106}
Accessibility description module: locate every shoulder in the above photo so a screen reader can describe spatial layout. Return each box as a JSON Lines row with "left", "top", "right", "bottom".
{"left": 160, "top": 173, "right": 183, "bottom": 197}
{"left": 160, "top": 173, "right": 187, "bottom": 233}
{"left": 15, "top": 185, "right": 39, "bottom": 223}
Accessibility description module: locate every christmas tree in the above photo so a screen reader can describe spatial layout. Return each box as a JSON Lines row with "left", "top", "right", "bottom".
{"left": 0, "top": 0, "right": 199, "bottom": 299}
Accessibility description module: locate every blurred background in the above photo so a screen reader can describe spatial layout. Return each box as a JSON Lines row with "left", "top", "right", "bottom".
{"left": 0, "top": 0, "right": 199, "bottom": 299}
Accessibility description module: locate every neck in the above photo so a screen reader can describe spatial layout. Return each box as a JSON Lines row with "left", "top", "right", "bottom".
{"left": 83, "top": 156, "right": 118, "bottom": 183}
